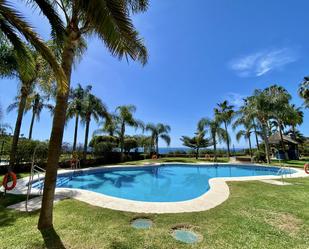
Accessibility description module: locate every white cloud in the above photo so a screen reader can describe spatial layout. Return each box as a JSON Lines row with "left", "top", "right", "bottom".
{"left": 229, "top": 48, "right": 299, "bottom": 77}
{"left": 226, "top": 93, "right": 246, "bottom": 108}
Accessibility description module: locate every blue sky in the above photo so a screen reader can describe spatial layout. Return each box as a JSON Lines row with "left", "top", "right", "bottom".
{"left": 0, "top": 0, "right": 308, "bottom": 148}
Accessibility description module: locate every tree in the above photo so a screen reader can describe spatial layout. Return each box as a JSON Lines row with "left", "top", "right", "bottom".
{"left": 214, "top": 100, "right": 234, "bottom": 157}
{"left": 266, "top": 85, "right": 291, "bottom": 159}
{"left": 233, "top": 120, "right": 254, "bottom": 158}
{"left": 81, "top": 92, "right": 109, "bottom": 160}
{"left": 181, "top": 122, "right": 211, "bottom": 159}
{"left": 115, "top": 105, "right": 144, "bottom": 160}
{"left": 123, "top": 136, "right": 139, "bottom": 153}
{"left": 235, "top": 102, "right": 260, "bottom": 150}
{"left": 198, "top": 117, "right": 226, "bottom": 161}
{"left": 94, "top": 115, "right": 120, "bottom": 137}
{"left": 146, "top": 123, "right": 171, "bottom": 155}
{"left": 245, "top": 90, "right": 273, "bottom": 163}
{"left": 0, "top": 43, "right": 53, "bottom": 169}
{"left": 38, "top": 0, "right": 148, "bottom": 229}
{"left": 299, "top": 77, "right": 309, "bottom": 108}
{"left": 7, "top": 92, "right": 53, "bottom": 140}
{"left": 67, "top": 84, "right": 92, "bottom": 151}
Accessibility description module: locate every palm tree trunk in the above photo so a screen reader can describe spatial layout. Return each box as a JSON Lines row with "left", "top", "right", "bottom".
{"left": 224, "top": 121, "right": 230, "bottom": 157}
{"left": 278, "top": 122, "right": 288, "bottom": 159}
{"left": 253, "top": 119, "right": 260, "bottom": 149}
{"left": 262, "top": 122, "right": 271, "bottom": 164}
{"left": 28, "top": 108, "right": 36, "bottom": 140}
{"left": 155, "top": 137, "right": 159, "bottom": 155}
{"left": 83, "top": 117, "right": 90, "bottom": 160}
{"left": 38, "top": 30, "right": 77, "bottom": 230}
{"left": 9, "top": 84, "right": 29, "bottom": 170}
{"left": 120, "top": 122, "right": 125, "bottom": 161}
{"left": 248, "top": 135, "right": 252, "bottom": 158}
{"left": 72, "top": 114, "right": 79, "bottom": 151}
{"left": 196, "top": 147, "right": 199, "bottom": 159}
{"left": 213, "top": 135, "right": 217, "bottom": 162}
{"left": 291, "top": 125, "right": 299, "bottom": 159}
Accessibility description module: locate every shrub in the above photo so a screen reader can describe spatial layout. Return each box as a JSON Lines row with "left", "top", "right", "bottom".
{"left": 15, "top": 139, "right": 49, "bottom": 164}
{"left": 253, "top": 150, "right": 266, "bottom": 163}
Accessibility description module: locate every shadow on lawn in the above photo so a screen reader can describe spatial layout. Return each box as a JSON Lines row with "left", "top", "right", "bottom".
{"left": 41, "top": 228, "right": 66, "bottom": 249}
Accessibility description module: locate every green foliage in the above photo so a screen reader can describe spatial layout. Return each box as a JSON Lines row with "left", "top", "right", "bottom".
{"left": 123, "top": 136, "right": 138, "bottom": 153}
{"left": 15, "top": 139, "right": 48, "bottom": 164}
{"left": 252, "top": 149, "right": 266, "bottom": 163}
{"left": 93, "top": 142, "right": 115, "bottom": 156}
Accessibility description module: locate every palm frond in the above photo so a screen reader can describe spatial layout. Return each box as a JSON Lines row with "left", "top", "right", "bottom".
{"left": 0, "top": 1, "right": 67, "bottom": 91}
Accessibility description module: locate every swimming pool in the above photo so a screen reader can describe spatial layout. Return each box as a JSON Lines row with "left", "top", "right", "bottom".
{"left": 32, "top": 164, "right": 296, "bottom": 202}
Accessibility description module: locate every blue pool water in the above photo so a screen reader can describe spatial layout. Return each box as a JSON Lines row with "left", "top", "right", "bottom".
{"left": 33, "top": 164, "right": 295, "bottom": 202}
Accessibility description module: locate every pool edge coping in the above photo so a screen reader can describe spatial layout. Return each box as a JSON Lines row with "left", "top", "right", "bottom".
{"left": 4, "top": 163, "right": 308, "bottom": 214}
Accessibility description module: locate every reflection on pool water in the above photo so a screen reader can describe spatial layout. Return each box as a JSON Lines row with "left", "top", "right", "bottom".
{"left": 32, "top": 164, "right": 295, "bottom": 202}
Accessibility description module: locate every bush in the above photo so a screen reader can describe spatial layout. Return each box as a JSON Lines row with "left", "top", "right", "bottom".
{"left": 15, "top": 139, "right": 49, "bottom": 164}
{"left": 93, "top": 142, "right": 115, "bottom": 157}
{"left": 253, "top": 150, "right": 266, "bottom": 163}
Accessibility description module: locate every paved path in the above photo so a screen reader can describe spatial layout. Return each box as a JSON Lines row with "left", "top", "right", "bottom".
{"left": 7, "top": 195, "right": 67, "bottom": 212}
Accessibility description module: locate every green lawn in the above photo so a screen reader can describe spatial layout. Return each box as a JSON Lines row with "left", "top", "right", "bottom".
{"left": 118, "top": 157, "right": 229, "bottom": 165}
{"left": 270, "top": 157, "right": 309, "bottom": 169}
{"left": 0, "top": 177, "right": 309, "bottom": 249}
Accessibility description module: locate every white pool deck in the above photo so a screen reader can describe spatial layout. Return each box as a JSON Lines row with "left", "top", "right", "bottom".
{"left": 3, "top": 163, "right": 308, "bottom": 213}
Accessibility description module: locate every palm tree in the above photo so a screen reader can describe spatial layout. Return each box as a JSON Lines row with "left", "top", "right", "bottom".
{"left": 198, "top": 117, "right": 226, "bottom": 161}
{"left": 235, "top": 101, "right": 260, "bottom": 150}
{"left": 38, "top": 0, "right": 148, "bottom": 229}
{"left": 266, "top": 85, "right": 291, "bottom": 159}
{"left": 246, "top": 90, "right": 273, "bottom": 163}
{"left": 299, "top": 77, "right": 309, "bottom": 108}
{"left": 67, "top": 84, "right": 92, "bottom": 151}
{"left": 0, "top": 43, "right": 54, "bottom": 168}
{"left": 214, "top": 100, "right": 234, "bottom": 157}
{"left": 285, "top": 104, "right": 303, "bottom": 138}
{"left": 81, "top": 92, "right": 109, "bottom": 160}
{"left": 7, "top": 92, "right": 53, "bottom": 140}
{"left": 0, "top": 1, "right": 66, "bottom": 85}
{"left": 93, "top": 115, "right": 120, "bottom": 137}
{"left": 146, "top": 123, "right": 171, "bottom": 155}
{"left": 233, "top": 120, "right": 254, "bottom": 158}
{"left": 115, "top": 105, "right": 144, "bottom": 160}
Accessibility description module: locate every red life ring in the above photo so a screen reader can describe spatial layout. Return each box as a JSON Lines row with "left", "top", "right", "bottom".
{"left": 152, "top": 154, "right": 158, "bottom": 160}
{"left": 2, "top": 172, "right": 17, "bottom": 191}
{"left": 304, "top": 163, "right": 309, "bottom": 174}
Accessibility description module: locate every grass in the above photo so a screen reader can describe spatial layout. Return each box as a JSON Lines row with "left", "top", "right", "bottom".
{"left": 118, "top": 157, "right": 229, "bottom": 165}
{"left": 0, "top": 177, "right": 308, "bottom": 248}
{"left": 270, "top": 157, "right": 309, "bottom": 169}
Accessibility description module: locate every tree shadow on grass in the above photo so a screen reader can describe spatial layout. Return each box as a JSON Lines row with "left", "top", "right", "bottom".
{"left": 40, "top": 228, "right": 66, "bottom": 249}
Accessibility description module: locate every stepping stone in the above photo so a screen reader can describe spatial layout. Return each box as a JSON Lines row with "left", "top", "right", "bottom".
{"left": 7, "top": 195, "right": 67, "bottom": 212}
{"left": 259, "top": 179, "right": 292, "bottom": 186}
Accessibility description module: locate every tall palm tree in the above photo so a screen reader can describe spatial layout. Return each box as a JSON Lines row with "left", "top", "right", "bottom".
{"left": 246, "top": 90, "right": 273, "bottom": 163}
{"left": 266, "top": 85, "right": 291, "bottom": 159}
{"left": 67, "top": 84, "right": 92, "bottom": 151}
{"left": 198, "top": 117, "right": 226, "bottom": 161}
{"left": 146, "top": 123, "right": 171, "bottom": 155}
{"left": 235, "top": 101, "right": 260, "bottom": 150}
{"left": 214, "top": 100, "right": 234, "bottom": 157}
{"left": 299, "top": 77, "right": 309, "bottom": 108}
{"left": 233, "top": 120, "right": 254, "bottom": 158}
{"left": 0, "top": 43, "right": 53, "bottom": 168}
{"left": 7, "top": 92, "right": 53, "bottom": 140}
{"left": 38, "top": 0, "right": 148, "bottom": 229}
{"left": 115, "top": 105, "right": 144, "bottom": 160}
{"left": 81, "top": 92, "right": 109, "bottom": 160}
{"left": 285, "top": 104, "right": 303, "bottom": 138}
